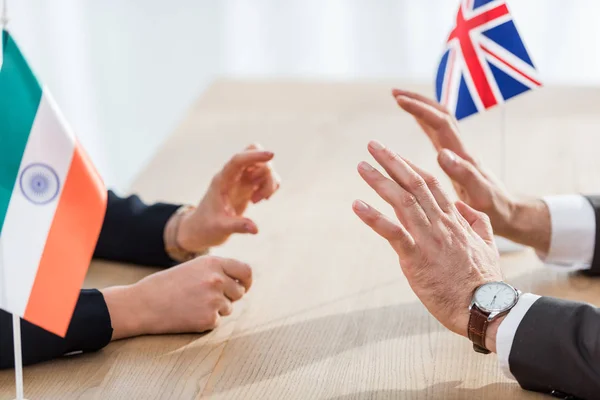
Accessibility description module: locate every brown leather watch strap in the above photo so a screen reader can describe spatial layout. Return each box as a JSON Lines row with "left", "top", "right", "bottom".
{"left": 468, "top": 305, "right": 491, "bottom": 354}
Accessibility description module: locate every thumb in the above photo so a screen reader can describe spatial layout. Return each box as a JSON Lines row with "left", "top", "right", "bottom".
{"left": 455, "top": 201, "right": 494, "bottom": 243}
{"left": 221, "top": 217, "right": 259, "bottom": 235}
{"left": 437, "top": 149, "right": 485, "bottom": 193}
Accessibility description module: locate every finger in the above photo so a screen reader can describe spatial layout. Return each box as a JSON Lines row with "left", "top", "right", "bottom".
{"left": 218, "top": 298, "right": 234, "bottom": 316}
{"left": 223, "top": 277, "right": 246, "bottom": 302}
{"left": 401, "top": 157, "right": 453, "bottom": 212}
{"left": 367, "top": 141, "right": 442, "bottom": 217}
{"left": 395, "top": 96, "right": 471, "bottom": 160}
{"left": 247, "top": 163, "right": 276, "bottom": 200}
{"left": 438, "top": 149, "right": 488, "bottom": 196}
{"left": 352, "top": 200, "right": 416, "bottom": 257}
{"left": 243, "top": 143, "right": 269, "bottom": 183}
{"left": 253, "top": 181, "right": 272, "bottom": 203}
{"left": 221, "top": 217, "right": 258, "bottom": 235}
{"left": 254, "top": 172, "right": 280, "bottom": 202}
{"left": 391, "top": 89, "right": 448, "bottom": 114}
{"left": 455, "top": 201, "right": 494, "bottom": 243}
{"left": 201, "top": 312, "right": 220, "bottom": 331}
{"left": 251, "top": 179, "right": 269, "bottom": 203}
{"left": 264, "top": 180, "right": 281, "bottom": 200}
{"left": 266, "top": 169, "right": 281, "bottom": 199}
{"left": 395, "top": 95, "right": 449, "bottom": 132}
{"left": 245, "top": 143, "right": 263, "bottom": 151}
{"left": 220, "top": 150, "right": 275, "bottom": 184}
{"left": 357, "top": 161, "right": 430, "bottom": 230}
{"left": 219, "top": 258, "right": 253, "bottom": 291}
{"left": 245, "top": 164, "right": 268, "bottom": 182}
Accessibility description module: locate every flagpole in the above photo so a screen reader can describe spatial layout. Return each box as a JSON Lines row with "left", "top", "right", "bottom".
{"left": 500, "top": 105, "right": 507, "bottom": 183}
{"left": 495, "top": 104, "right": 525, "bottom": 253}
{"left": 3, "top": 3, "right": 25, "bottom": 397}
{"left": 12, "top": 315, "right": 25, "bottom": 400}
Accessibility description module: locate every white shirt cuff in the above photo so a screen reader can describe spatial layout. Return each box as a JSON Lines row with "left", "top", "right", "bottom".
{"left": 538, "top": 195, "right": 595, "bottom": 270}
{"left": 496, "top": 293, "right": 541, "bottom": 380}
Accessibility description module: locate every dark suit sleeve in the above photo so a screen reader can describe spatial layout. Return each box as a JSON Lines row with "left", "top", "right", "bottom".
{"left": 0, "top": 290, "right": 112, "bottom": 369}
{"left": 508, "top": 297, "right": 600, "bottom": 399}
{"left": 583, "top": 196, "right": 600, "bottom": 276}
{"left": 93, "top": 190, "right": 180, "bottom": 267}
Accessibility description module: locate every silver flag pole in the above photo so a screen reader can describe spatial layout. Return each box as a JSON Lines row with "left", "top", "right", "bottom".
{"left": 2, "top": 3, "right": 25, "bottom": 398}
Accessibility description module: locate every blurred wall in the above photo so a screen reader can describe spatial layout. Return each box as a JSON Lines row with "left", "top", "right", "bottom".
{"left": 8, "top": 0, "right": 600, "bottom": 191}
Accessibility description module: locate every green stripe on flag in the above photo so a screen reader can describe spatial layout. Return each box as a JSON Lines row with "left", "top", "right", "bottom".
{"left": 0, "top": 30, "right": 42, "bottom": 233}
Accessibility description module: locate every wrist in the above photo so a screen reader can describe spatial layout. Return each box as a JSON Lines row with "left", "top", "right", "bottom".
{"left": 461, "top": 307, "right": 505, "bottom": 354}
{"left": 165, "top": 206, "right": 208, "bottom": 262}
{"left": 177, "top": 209, "right": 209, "bottom": 254}
{"left": 466, "top": 282, "right": 519, "bottom": 354}
{"left": 101, "top": 285, "right": 148, "bottom": 340}
{"left": 501, "top": 199, "right": 551, "bottom": 254}
{"left": 484, "top": 315, "right": 504, "bottom": 353}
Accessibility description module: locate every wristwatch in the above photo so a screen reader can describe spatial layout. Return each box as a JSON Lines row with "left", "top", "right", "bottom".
{"left": 468, "top": 281, "right": 520, "bottom": 354}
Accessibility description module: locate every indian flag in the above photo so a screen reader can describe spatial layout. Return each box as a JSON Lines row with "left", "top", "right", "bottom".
{"left": 0, "top": 30, "right": 107, "bottom": 337}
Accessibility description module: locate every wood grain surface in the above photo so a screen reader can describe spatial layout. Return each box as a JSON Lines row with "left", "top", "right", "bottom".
{"left": 2, "top": 82, "right": 600, "bottom": 399}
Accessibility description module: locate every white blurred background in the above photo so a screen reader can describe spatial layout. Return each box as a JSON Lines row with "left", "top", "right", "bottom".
{"left": 8, "top": 0, "right": 600, "bottom": 191}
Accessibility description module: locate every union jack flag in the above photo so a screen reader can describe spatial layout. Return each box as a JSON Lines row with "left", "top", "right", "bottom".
{"left": 435, "top": 0, "right": 541, "bottom": 120}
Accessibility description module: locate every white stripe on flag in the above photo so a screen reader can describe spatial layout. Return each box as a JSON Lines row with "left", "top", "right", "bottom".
{"left": 0, "top": 90, "right": 75, "bottom": 316}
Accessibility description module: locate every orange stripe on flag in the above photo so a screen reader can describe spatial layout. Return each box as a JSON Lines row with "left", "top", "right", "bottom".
{"left": 24, "top": 143, "right": 107, "bottom": 337}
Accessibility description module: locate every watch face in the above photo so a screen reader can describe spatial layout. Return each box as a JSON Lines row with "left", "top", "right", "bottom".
{"left": 474, "top": 282, "right": 518, "bottom": 313}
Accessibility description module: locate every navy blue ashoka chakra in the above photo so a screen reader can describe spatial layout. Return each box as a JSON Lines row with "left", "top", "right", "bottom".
{"left": 19, "top": 163, "right": 61, "bottom": 205}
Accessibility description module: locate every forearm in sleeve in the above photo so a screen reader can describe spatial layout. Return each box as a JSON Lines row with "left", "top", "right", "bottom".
{"left": 0, "top": 289, "right": 112, "bottom": 369}
{"left": 509, "top": 297, "right": 600, "bottom": 399}
{"left": 93, "top": 191, "right": 179, "bottom": 267}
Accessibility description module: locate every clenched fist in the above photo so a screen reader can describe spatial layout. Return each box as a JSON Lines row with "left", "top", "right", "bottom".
{"left": 103, "top": 256, "right": 252, "bottom": 340}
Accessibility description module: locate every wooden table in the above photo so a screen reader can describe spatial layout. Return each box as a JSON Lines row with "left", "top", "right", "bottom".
{"left": 2, "top": 82, "right": 600, "bottom": 399}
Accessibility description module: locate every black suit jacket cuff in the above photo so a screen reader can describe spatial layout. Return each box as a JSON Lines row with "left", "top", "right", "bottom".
{"left": 0, "top": 289, "right": 112, "bottom": 369}
{"left": 508, "top": 296, "right": 600, "bottom": 399}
